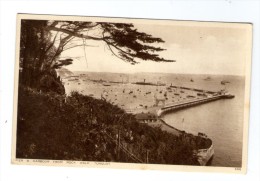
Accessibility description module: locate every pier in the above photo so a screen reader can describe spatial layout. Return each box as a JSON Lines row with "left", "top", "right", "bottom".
{"left": 130, "top": 88, "right": 235, "bottom": 166}
{"left": 157, "top": 93, "right": 234, "bottom": 116}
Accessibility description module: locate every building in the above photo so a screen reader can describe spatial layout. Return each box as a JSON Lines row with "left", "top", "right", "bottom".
{"left": 135, "top": 112, "right": 158, "bottom": 123}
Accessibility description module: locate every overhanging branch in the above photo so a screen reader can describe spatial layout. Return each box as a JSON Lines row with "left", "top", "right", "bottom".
{"left": 63, "top": 44, "right": 98, "bottom": 51}
{"left": 47, "top": 26, "right": 104, "bottom": 41}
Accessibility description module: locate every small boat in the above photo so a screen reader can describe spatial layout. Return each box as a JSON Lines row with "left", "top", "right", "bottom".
{"left": 187, "top": 95, "right": 195, "bottom": 98}
{"left": 68, "top": 79, "right": 76, "bottom": 81}
{"left": 221, "top": 80, "right": 230, "bottom": 85}
{"left": 103, "top": 83, "right": 111, "bottom": 86}
{"left": 204, "top": 76, "right": 211, "bottom": 81}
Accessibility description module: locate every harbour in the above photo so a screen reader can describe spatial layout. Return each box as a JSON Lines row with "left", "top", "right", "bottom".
{"left": 62, "top": 71, "right": 244, "bottom": 167}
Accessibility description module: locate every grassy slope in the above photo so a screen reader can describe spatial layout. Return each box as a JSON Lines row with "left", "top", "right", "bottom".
{"left": 16, "top": 86, "right": 200, "bottom": 165}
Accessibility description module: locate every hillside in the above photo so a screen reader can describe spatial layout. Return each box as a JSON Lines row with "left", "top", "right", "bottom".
{"left": 16, "top": 86, "right": 199, "bottom": 165}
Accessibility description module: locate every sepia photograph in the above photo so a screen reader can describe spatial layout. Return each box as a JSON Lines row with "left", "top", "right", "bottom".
{"left": 12, "top": 14, "right": 252, "bottom": 173}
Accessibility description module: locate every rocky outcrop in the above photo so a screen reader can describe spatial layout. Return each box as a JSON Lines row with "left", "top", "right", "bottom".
{"left": 39, "top": 69, "right": 65, "bottom": 95}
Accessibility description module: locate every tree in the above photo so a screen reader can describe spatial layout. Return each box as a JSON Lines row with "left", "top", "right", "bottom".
{"left": 19, "top": 20, "right": 175, "bottom": 93}
{"left": 46, "top": 21, "right": 175, "bottom": 64}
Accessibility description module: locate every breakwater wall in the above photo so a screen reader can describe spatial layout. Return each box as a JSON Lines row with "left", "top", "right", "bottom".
{"left": 157, "top": 94, "right": 233, "bottom": 116}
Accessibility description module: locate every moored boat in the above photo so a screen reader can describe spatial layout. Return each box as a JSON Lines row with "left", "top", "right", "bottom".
{"left": 103, "top": 83, "right": 111, "bottom": 86}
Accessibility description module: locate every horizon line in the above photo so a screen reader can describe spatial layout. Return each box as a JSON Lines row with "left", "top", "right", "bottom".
{"left": 62, "top": 69, "right": 244, "bottom": 77}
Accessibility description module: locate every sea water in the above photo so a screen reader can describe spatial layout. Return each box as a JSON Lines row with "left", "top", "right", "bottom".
{"left": 162, "top": 75, "right": 245, "bottom": 167}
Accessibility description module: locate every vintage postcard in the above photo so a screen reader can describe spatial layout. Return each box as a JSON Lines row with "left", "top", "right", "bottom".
{"left": 12, "top": 14, "right": 252, "bottom": 173}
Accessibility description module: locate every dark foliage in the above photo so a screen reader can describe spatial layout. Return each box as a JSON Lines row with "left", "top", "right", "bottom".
{"left": 16, "top": 87, "right": 199, "bottom": 165}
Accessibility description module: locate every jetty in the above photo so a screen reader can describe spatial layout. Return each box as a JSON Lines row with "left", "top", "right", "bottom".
{"left": 157, "top": 93, "right": 234, "bottom": 116}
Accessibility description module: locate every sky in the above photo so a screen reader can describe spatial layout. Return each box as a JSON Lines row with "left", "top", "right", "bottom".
{"left": 61, "top": 20, "right": 251, "bottom": 76}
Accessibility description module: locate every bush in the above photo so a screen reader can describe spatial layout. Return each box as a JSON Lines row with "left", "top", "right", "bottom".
{"left": 16, "top": 86, "right": 199, "bottom": 165}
